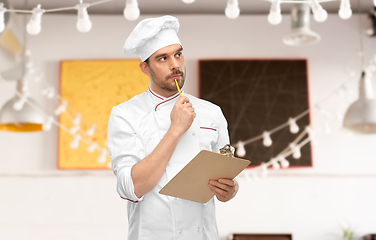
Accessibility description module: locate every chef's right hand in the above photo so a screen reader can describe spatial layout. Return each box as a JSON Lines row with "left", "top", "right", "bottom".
{"left": 170, "top": 96, "right": 196, "bottom": 136}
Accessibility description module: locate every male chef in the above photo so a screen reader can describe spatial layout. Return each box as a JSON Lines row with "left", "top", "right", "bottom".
{"left": 107, "top": 15, "right": 239, "bottom": 240}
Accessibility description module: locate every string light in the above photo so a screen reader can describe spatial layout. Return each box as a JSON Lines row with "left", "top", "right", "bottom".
{"left": 124, "top": 0, "right": 140, "bottom": 21}
{"left": 0, "top": 3, "right": 6, "bottom": 33}
{"left": 86, "top": 124, "right": 96, "bottom": 136}
{"left": 13, "top": 92, "right": 29, "bottom": 111}
{"left": 262, "top": 131, "right": 272, "bottom": 147}
{"left": 42, "top": 116, "right": 54, "bottom": 131}
{"left": 271, "top": 158, "right": 280, "bottom": 170}
{"left": 87, "top": 142, "right": 97, "bottom": 153}
{"left": 278, "top": 156, "right": 290, "bottom": 168}
{"left": 225, "top": 0, "right": 240, "bottom": 19}
{"left": 26, "top": 5, "right": 44, "bottom": 35}
{"left": 310, "top": 0, "right": 328, "bottom": 22}
{"left": 54, "top": 100, "right": 68, "bottom": 116}
{"left": 69, "top": 125, "right": 80, "bottom": 134}
{"left": 338, "top": 0, "right": 352, "bottom": 20}
{"left": 76, "top": 1, "right": 92, "bottom": 33}
{"left": 41, "top": 87, "right": 55, "bottom": 99}
{"left": 268, "top": 0, "right": 282, "bottom": 25}
{"left": 260, "top": 163, "right": 268, "bottom": 177}
{"left": 306, "top": 126, "right": 318, "bottom": 145}
{"left": 72, "top": 113, "right": 81, "bottom": 126}
{"left": 235, "top": 141, "right": 246, "bottom": 157}
{"left": 97, "top": 149, "right": 108, "bottom": 163}
{"left": 70, "top": 134, "right": 81, "bottom": 149}
{"left": 288, "top": 117, "right": 299, "bottom": 134}
{"left": 289, "top": 142, "right": 301, "bottom": 159}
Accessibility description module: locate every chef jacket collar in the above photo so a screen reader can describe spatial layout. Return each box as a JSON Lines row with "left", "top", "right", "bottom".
{"left": 148, "top": 87, "right": 182, "bottom": 111}
{"left": 148, "top": 87, "right": 181, "bottom": 103}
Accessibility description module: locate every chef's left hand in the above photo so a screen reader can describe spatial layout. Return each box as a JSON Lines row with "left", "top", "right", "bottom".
{"left": 208, "top": 178, "right": 238, "bottom": 202}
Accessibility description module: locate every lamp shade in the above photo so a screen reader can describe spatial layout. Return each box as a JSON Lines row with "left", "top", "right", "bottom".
{"left": 283, "top": 3, "right": 320, "bottom": 46}
{"left": 343, "top": 72, "right": 376, "bottom": 134}
{"left": 0, "top": 96, "right": 45, "bottom": 132}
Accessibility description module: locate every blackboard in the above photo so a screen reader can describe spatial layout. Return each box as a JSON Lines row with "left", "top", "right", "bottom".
{"left": 199, "top": 59, "right": 312, "bottom": 167}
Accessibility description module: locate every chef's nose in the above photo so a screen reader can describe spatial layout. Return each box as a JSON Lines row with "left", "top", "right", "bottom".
{"left": 169, "top": 57, "right": 180, "bottom": 71}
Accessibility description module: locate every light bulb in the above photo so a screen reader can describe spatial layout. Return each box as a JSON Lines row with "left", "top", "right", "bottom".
{"left": 306, "top": 126, "right": 318, "bottom": 145}
{"left": 26, "top": 5, "right": 44, "bottom": 35}
{"left": 263, "top": 131, "right": 272, "bottom": 147}
{"left": 123, "top": 2, "right": 140, "bottom": 21}
{"left": 268, "top": 12, "right": 282, "bottom": 25}
{"left": 87, "top": 142, "right": 97, "bottom": 153}
{"left": 311, "top": 0, "right": 328, "bottom": 22}
{"left": 27, "top": 20, "right": 41, "bottom": 35}
{"left": 97, "top": 149, "right": 107, "bottom": 163}
{"left": 289, "top": 143, "right": 301, "bottom": 159}
{"left": 69, "top": 125, "right": 80, "bottom": 134}
{"left": 73, "top": 113, "right": 81, "bottom": 126}
{"left": 87, "top": 124, "right": 96, "bottom": 136}
{"left": 55, "top": 101, "right": 68, "bottom": 116}
{"left": 70, "top": 134, "right": 80, "bottom": 149}
{"left": 0, "top": 3, "right": 6, "bottom": 33}
{"left": 42, "top": 116, "right": 54, "bottom": 131}
{"left": 260, "top": 163, "right": 268, "bottom": 177}
{"left": 77, "top": 18, "right": 92, "bottom": 33}
{"left": 279, "top": 156, "right": 290, "bottom": 168}
{"left": 236, "top": 141, "right": 246, "bottom": 157}
{"left": 338, "top": 5, "right": 352, "bottom": 19}
{"left": 288, "top": 117, "right": 299, "bottom": 134}
{"left": 271, "top": 158, "right": 280, "bottom": 170}
{"left": 268, "top": 0, "right": 282, "bottom": 25}
{"left": 225, "top": 0, "right": 240, "bottom": 19}
{"left": 76, "top": 3, "right": 92, "bottom": 32}
{"left": 293, "top": 148, "right": 301, "bottom": 159}
{"left": 182, "top": 0, "right": 195, "bottom": 4}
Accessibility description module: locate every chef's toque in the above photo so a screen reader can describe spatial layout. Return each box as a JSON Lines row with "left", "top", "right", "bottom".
{"left": 123, "top": 15, "right": 181, "bottom": 62}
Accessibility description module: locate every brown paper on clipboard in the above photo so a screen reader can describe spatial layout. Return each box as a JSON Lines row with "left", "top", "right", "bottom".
{"left": 159, "top": 150, "right": 250, "bottom": 203}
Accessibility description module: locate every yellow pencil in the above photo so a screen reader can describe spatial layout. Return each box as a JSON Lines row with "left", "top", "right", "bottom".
{"left": 174, "top": 79, "right": 182, "bottom": 97}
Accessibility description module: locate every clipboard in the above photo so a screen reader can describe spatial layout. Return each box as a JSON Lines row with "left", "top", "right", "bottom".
{"left": 159, "top": 146, "right": 250, "bottom": 203}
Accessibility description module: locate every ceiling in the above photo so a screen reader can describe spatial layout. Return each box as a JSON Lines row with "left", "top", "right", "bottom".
{"left": 4, "top": 0, "right": 375, "bottom": 15}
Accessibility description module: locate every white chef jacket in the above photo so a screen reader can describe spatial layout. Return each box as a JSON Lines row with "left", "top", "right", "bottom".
{"left": 107, "top": 87, "right": 230, "bottom": 240}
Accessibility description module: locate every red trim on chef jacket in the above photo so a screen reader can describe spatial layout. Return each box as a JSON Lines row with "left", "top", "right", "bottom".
{"left": 148, "top": 88, "right": 164, "bottom": 100}
{"left": 120, "top": 196, "right": 139, "bottom": 203}
{"left": 200, "top": 127, "right": 217, "bottom": 131}
{"left": 155, "top": 94, "right": 180, "bottom": 111}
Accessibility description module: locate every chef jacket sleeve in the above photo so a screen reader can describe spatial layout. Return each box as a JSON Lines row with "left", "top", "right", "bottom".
{"left": 107, "top": 106, "right": 145, "bottom": 202}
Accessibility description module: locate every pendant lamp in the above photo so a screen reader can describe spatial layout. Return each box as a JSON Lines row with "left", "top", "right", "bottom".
{"left": 283, "top": 3, "right": 320, "bottom": 46}
{"left": 343, "top": 71, "right": 376, "bottom": 134}
{"left": 0, "top": 79, "right": 45, "bottom": 132}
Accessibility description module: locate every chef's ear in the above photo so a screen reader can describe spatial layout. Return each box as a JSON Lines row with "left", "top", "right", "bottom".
{"left": 139, "top": 61, "right": 151, "bottom": 76}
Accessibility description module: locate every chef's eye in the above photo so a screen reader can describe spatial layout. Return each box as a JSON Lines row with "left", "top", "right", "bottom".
{"left": 159, "top": 57, "right": 166, "bottom": 61}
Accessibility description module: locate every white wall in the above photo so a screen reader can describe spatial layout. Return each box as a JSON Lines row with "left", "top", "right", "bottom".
{"left": 0, "top": 14, "right": 375, "bottom": 240}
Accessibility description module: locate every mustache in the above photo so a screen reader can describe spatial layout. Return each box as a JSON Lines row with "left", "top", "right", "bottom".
{"left": 166, "top": 69, "right": 184, "bottom": 80}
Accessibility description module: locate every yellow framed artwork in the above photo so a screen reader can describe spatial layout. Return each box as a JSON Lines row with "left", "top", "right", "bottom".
{"left": 58, "top": 59, "right": 149, "bottom": 169}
